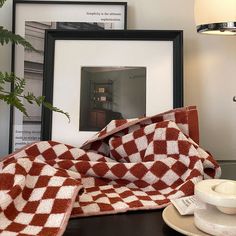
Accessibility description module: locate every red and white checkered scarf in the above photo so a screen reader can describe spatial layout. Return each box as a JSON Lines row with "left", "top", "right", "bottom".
{"left": 0, "top": 106, "right": 221, "bottom": 236}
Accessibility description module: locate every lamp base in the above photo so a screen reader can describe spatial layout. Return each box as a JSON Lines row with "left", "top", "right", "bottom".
{"left": 194, "top": 205, "right": 236, "bottom": 236}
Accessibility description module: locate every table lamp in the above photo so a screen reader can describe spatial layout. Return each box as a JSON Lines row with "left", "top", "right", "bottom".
{"left": 195, "top": 0, "right": 236, "bottom": 35}
{"left": 195, "top": 0, "right": 236, "bottom": 102}
{"left": 194, "top": 1, "right": 236, "bottom": 235}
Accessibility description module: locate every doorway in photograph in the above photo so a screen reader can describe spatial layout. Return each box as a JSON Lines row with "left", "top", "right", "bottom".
{"left": 80, "top": 66, "right": 146, "bottom": 131}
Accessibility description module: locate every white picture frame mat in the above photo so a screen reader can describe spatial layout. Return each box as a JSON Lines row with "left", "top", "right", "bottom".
{"left": 15, "top": 4, "right": 125, "bottom": 24}
{"left": 52, "top": 40, "right": 173, "bottom": 147}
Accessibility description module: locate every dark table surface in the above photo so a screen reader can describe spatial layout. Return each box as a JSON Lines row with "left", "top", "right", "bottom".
{"left": 64, "top": 161, "right": 236, "bottom": 236}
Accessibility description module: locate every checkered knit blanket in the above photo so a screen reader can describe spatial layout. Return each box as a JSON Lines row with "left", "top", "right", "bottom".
{"left": 0, "top": 106, "right": 221, "bottom": 236}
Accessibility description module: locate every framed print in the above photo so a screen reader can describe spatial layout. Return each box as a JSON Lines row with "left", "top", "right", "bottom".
{"left": 9, "top": 0, "right": 127, "bottom": 152}
{"left": 41, "top": 30, "right": 183, "bottom": 147}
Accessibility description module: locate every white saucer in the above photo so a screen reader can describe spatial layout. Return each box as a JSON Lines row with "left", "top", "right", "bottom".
{"left": 162, "top": 204, "right": 209, "bottom": 236}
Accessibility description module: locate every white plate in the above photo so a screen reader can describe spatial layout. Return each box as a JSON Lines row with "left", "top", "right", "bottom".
{"left": 162, "top": 204, "right": 209, "bottom": 236}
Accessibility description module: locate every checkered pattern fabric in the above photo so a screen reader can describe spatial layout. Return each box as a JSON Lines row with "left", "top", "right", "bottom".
{"left": 0, "top": 157, "right": 82, "bottom": 236}
{"left": 0, "top": 107, "right": 221, "bottom": 235}
{"left": 82, "top": 106, "right": 199, "bottom": 150}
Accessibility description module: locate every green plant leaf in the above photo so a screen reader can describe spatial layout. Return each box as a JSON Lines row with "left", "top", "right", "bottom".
{"left": 0, "top": 72, "right": 70, "bottom": 121}
{"left": 42, "top": 100, "right": 70, "bottom": 122}
{"left": 0, "top": 11, "right": 70, "bottom": 122}
{"left": 0, "top": 26, "right": 36, "bottom": 50}
{"left": 0, "top": 0, "right": 7, "bottom": 7}
{"left": 0, "top": 92, "right": 28, "bottom": 116}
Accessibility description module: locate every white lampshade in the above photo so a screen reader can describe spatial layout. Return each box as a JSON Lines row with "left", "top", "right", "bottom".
{"left": 194, "top": 0, "right": 236, "bottom": 35}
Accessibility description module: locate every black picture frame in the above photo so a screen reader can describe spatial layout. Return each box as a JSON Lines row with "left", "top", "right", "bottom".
{"left": 9, "top": 0, "right": 127, "bottom": 152}
{"left": 41, "top": 30, "right": 183, "bottom": 147}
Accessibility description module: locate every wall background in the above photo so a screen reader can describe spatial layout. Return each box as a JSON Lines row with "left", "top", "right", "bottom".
{"left": 1, "top": 0, "right": 236, "bottom": 160}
